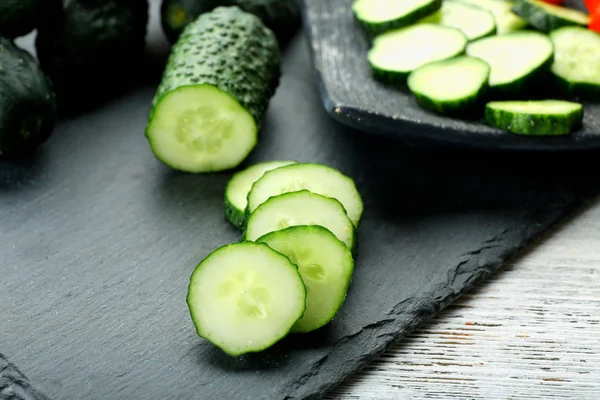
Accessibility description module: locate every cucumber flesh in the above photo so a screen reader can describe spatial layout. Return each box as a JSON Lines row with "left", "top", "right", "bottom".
{"left": 485, "top": 100, "right": 583, "bottom": 136}
{"left": 147, "top": 85, "right": 257, "bottom": 173}
{"left": 257, "top": 225, "right": 355, "bottom": 333}
{"left": 466, "top": 31, "right": 553, "bottom": 94}
{"left": 352, "top": 0, "right": 442, "bottom": 34}
{"left": 420, "top": 0, "right": 496, "bottom": 41}
{"left": 368, "top": 23, "right": 468, "bottom": 83}
{"left": 187, "top": 242, "right": 306, "bottom": 356}
{"left": 550, "top": 26, "right": 600, "bottom": 98}
{"left": 457, "top": 0, "right": 528, "bottom": 34}
{"left": 408, "top": 56, "right": 490, "bottom": 116}
{"left": 244, "top": 190, "right": 357, "bottom": 252}
{"left": 511, "top": 0, "right": 589, "bottom": 33}
{"left": 225, "top": 160, "right": 297, "bottom": 229}
{"left": 247, "top": 163, "right": 363, "bottom": 227}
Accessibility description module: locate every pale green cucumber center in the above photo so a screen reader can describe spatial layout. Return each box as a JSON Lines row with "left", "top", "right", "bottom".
{"left": 551, "top": 28, "right": 600, "bottom": 85}
{"left": 466, "top": 33, "right": 552, "bottom": 87}
{"left": 352, "top": 0, "right": 434, "bottom": 23}
{"left": 369, "top": 24, "right": 467, "bottom": 73}
{"left": 409, "top": 57, "right": 489, "bottom": 101}
{"left": 528, "top": 0, "right": 589, "bottom": 24}
{"left": 488, "top": 100, "right": 582, "bottom": 114}
{"left": 457, "top": 0, "right": 528, "bottom": 34}
{"left": 420, "top": 1, "right": 495, "bottom": 40}
{"left": 147, "top": 85, "right": 257, "bottom": 173}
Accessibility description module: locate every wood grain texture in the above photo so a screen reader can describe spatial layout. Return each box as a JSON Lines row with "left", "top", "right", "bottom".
{"left": 301, "top": 0, "right": 600, "bottom": 151}
{"left": 327, "top": 199, "right": 600, "bottom": 399}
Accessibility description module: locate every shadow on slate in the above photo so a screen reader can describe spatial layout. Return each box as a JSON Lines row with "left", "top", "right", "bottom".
{"left": 1, "top": 7, "right": 600, "bottom": 400}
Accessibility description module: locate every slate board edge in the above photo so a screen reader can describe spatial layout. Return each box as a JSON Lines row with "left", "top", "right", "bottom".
{"left": 0, "top": 353, "right": 50, "bottom": 400}
{"left": 298, "top": 0, "right": 600, "bottom": 152}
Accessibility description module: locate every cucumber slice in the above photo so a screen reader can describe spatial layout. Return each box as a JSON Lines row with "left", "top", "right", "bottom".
{"left": 246, "top": 163, "right": 363, "bottom": 227}
{"left": 225, "top": 160, "right": 297, "bottom": 229}
{"left": 550, "top": 26, "right": 600, "bottom": 98}
{"left": 187, "top": 242, "right": 306, "bottom": 356}
{"left": 484, "top": 100, "right": 583, "bottom": 136}
{"left": 457, "top": 0, "right": 528, "bottom": 34}
{"left": 352, "top": 0, "right": 442, "bottom": 34}
{"left": 244, "top": 190, "right": 357, "bottom": 252}
{"left": 256, "top": 225, "right": 355, "bottom": 333}
{"left": 512, "top": 0, "right": 589, "bottom": 33}
{"left": 420, "top": 0, "right": 496, "bottom": 41}
{"left": 368, "top": 23, "right": 468, "bottom": 83}
{"left": 407, "top": 56, "right": 490, "bottom": 116}
{"left": 466, "top": 31, "right": 553, "bottom": 95}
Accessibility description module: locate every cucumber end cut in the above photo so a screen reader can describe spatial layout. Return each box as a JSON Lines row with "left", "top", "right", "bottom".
{"left": 187, "top": 241, "right": 307, "bottom": 356}
{"left": 146, "top": 84, "right": 258, "bottom": 173}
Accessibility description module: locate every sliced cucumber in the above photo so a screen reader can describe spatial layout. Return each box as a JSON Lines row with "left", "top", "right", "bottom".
{"left": 466, "top": 31, "right": 553, "bottom": 95}
{"left": 408, "top": 56, "right": 490, "bottom": 116}
{"left": 485, "top": 100, "right": 583, "bottom": 135}
{"left": 244, "top": 190, "right": 357, "bottom": 252}
{"left": 187, "top": 242, "right": 306, "bottom": 356}
{"left": 457, "top": 0, "right": 528, "bottom": 34}
{"left": 225, "top": 160, "right": 297, "bottom": 229}
{"left": 512, "top": 0, "right": 589, "bottom": 33}
{"left": 420, "top": 0, "right": 496, "bottom": 41}
{"left": 550, "top": 26, "right": 600, "bottom": 98}
{"left": 256, "top": 225, "right": 355, "bottom": 333}
{"left": 352, "top": 0, "right": 442, "bottom": 34}
{"left": 368, "top": 23, "right": 468, "bottom": 83}
{"left": 246, "top": 163, "right": 363, "bottom": 227}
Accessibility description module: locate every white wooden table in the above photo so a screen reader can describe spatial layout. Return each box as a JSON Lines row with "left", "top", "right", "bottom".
{"left": 328, "top": 198, "right": 600, "bottom": 399}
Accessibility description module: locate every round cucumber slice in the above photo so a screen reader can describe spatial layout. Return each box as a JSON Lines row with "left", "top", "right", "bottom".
{"left": 247, "top": 163, "right": 363, "bottom": 227}
{"left": 420, "top": 0, "right": 496, "bottom": 41}
{"left": 187, "top": 242, "right": 306, "bottom": 356}
{"left": 257, "top": 225, "right": 354, "bottom": 333}
{"left": 225, "top": 160, "right": 297, "bottom": 229}
{"left": 352, "top": 0, "right": 442, "bottom": 34}
{"left": 244, "top": 190, "right": 357, "bottom": 252}
{"left": 146, "top": 84, "right": 258, "bottom": 173}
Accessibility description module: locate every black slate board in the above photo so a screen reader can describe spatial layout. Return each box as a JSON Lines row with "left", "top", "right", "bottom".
{"left": 1, "top": 4, "right": 600, "bottom": 400}
{"left": 301, "top": 0, "right": 600, "bottom": 151}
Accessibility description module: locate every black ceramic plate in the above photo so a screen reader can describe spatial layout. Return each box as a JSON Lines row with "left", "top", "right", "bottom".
{"left": 301, "top": 0, "right": 600, "bottom": 151}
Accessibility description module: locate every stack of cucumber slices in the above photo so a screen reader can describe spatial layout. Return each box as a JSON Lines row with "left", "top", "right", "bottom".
{"left": 187, "top": 161, "right": 364, "bottom": 356}
{"left": 353, "top": 0, "right": 599, "bottom": 136}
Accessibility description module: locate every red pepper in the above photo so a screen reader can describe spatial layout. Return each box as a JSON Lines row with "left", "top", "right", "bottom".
{"left": 590, "top": 9, "right": 600, "bottom": 33}
{"left": 586, "top": 0, "right": 600, "bottom": 12}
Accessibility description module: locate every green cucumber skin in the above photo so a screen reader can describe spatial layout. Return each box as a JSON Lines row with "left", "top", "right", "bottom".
{"left": 553, "top": 75, "right": 600, "bottom": 100}
{"left": 35, "top": 0, "right": 149, "bottom": 115}
{"left": 0, "top": 37, "right": 57, "bottom": 159}
{"left": 484, "top": 103, "right": 583, "bottom": 136}
{"left": 160, "top": 0, "right": 300, "bottom": 44}
{"left": 355, "top": 0, "right": 442, "bottom": 35}
{"left": 149, "top": 6, "right": 281, "bottom": 135}
{"left": 491, "top": 55, "right": 554, "bottom": 98}
{"left": 225, "top": 200, "right": 247, "bottom": 230}
{"left": 0, "top": 0, "right": 61, "bottom": 39}
{"left": 511, "top": 0, "right": 588, "bottom": 33}
{"left": 411, "top": 87, "right": 489, "bottom": 118}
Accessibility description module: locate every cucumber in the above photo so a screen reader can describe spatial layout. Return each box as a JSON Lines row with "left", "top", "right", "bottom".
{"left": 0, "top": 0, "right": 61, "bottom": 39}
{"left": 187, "top": 242, "right": 306, "bottom": 356}
{"left": 352, "top": 0, "right": 442, "bottom": 35}
{"left": 484, "top": 100, "right": 583, "bottom": 135}
{"left": 146, "top": 6, "right": 281, "bottom": 173}
{"left": 457, "top": 0, "right": 528, "bottom": 34}
{"left": 419, "top": 0, "right": 496, "bottom": 41}
{"left": 160, "top": 0, "right": 300, "bottom": 44}
{"left": 0, "top": 37, "right": 57, "bottom": 159}
{"left": 407, "top": 56, "right": 490, "bottom": 116}
{"left": 550, "top": 26, "right": 600, "bottom": 98}
{"left": 511, "top": 0, "right": 589, "bottom": 33}
{"left": 225, "top": 160, "right": 297, "bottom": 229}
{"left": 368, "top": 23, "right": 468, "bottom": 83}
{"left": 243, "top": 190, "right": 357, "bottom": 252}
{"left": 256, "top": 225, "right": 355, "bottom": 333}
{"left": 246, "top": 163, "right": 364, "bottom": 227}
{"left": 466, "top": 31, "right": 553, "bottom": 96}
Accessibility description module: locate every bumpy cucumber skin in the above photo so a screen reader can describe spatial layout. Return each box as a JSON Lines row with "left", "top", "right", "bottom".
{"left": 0, "top": 37, "right": 57, "bottom": 159}
{"left": 35, "top": 0, "right": 149, "bottom": 115}
{"left": 187, "top": 241, "right": 306, "bottom": 356}
{"left": 161, "top": 0, "right": 300, "bottom": 44}
{"left": 353, "top": 0, "right": 442, "bottom": 35}
{"left": 484, "top": 102, "right": 583, "bottom": 136}
{"left": 149, "top": 6, "right": 280, "bottom": 137}
{"left": 0, "top": 0, "right": 61, "bottom": 39}
{"left": 511, "top": 0, "right": 589, "bottom": 33}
